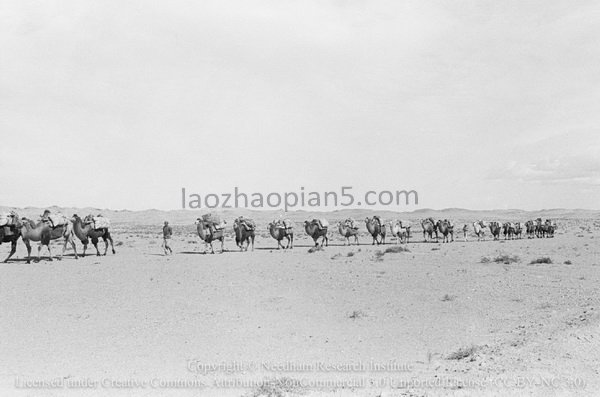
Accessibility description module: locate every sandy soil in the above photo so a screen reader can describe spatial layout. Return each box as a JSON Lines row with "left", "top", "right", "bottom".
{"left": 0, "top": 211, "right": 599, "bottom": 397}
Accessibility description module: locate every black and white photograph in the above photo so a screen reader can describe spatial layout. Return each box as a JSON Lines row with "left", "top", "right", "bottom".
{"left": 1, "top": 1, "right": 599, "bottom": 396}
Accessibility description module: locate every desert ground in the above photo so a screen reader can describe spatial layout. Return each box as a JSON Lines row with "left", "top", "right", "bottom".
{"left": 0, "top": 207, "right": 599, "bottom": 397}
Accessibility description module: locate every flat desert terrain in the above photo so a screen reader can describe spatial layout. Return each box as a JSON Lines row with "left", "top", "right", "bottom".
{"left": 1, "top": 208, "right": 599, "bottom": 397}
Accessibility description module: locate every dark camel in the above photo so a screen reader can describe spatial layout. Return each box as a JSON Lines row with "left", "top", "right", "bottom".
{"left": 304, "top": 220, "right": 328, "bottom": 247}
{"left": 233, "top": 217, "right": 255, "bottom": 251}
{"left": 365, "top": 217, "right": 386, "bottom": 245}
{"left": 71, "top": 214, "right": 116, "bottom": 257}
{"left": 488, "top": 221, "right": 502, "bottom": 240}
{"left": 436, "top": 220, "right": 453, "bottom": 243}
{"left": 0, "top": 219, "right": 21, "bottom": 262}
{"left": 421, "top": 218, "right": 437, "bottom": 242}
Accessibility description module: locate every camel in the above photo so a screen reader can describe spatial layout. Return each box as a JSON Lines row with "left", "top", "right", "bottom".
{"left": 538, "top": 219, "right": 555, "bottom": 238}
{"left": 436, "top": 220, "right": 453, "bottom": 243}
{"left": 488, "top": 221, "right": 502, "bottom": 240}
{"left": 304, "top": 220, "right": 328, "bottom": 247}
{"left": 195, "top": 218, "right": 225, "bottom": 254}
{"left": 513, "top": 222, "right": 523, "bottom": 239}
{"left": 365, "top": 217, "right": 386, "bottom": 245}
{"left": 19, "top": 217, "right": 78, "bottom": 264}
{"left": 525, "top": 220, "right": 536, "bottom": 238}
{"left": 71, "top": 214, "right": 116, "bottom": 256}
{"left": 233, "top": 217, "right": 255, "bottom": 251}
{"left": 421, "top": 218, "right": 437, "bottom": 242}
{"left": 0, "top": 219, "right": 21, "bottom": 263}
{"left": 473, "top": 220, "right": 486, "bottom": 241}
{"left": 338, "top": 222, "right": 359, "bottom": 246}
{"left": 534, "top": 218, "right": 550, "bottom": 238}
{"left": 268, "top": 220, "right": 294, "bottom": 249}
{"left": 502, "top": 222, "right": 515, "bottom": 240}
{"left": 389, "top": 220, "right": 410, "bottom": 244}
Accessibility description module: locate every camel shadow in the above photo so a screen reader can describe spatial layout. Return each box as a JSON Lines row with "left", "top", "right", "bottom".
{"left": 178, "top": 250, "right": 229, "bottom": 255}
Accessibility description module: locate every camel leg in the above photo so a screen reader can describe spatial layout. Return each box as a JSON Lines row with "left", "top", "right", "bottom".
{"left": 70, "top": 237, "right": 79, "bottom": 259}
{"left": 24, "top": 240, "right": 32, "bottom": 264}
{"left": 37, "top": 243, "right": 43, "bottom": 262}
{"left": 45, "top": 244, "right": 53, "bottom": 262}
{"left": 107, "top": 232, "right": 116, "bottom": 254}
{"left": 103, "top": 237, "right": 109, "bottom": 255}
{"left": 93, "top": 241, "right": 100, "bottom": 256}
{"left": 3, "top": 240, "right": 17, "bottom": 263}
{"left": 250, "top": 236, "right": 254, "bottom": 251}
{"left": 91, "top": 237, "right": 101, "bottom": 256}
{"left": 60, "top": 238, "right": 68, "bottom": 260}
{"left": 82, "top": 241, "right": 88, "bottom": 257}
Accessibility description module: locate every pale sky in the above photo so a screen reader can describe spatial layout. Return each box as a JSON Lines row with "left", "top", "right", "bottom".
{"left": 1, "top": 0, "right": 599, "bottom": 211}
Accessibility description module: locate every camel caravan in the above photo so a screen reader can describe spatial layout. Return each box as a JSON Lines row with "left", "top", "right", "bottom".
{"left": 1, "top": 209, "right": 558, "bottom": 259}
{"left": 190, "top": 214, "right": 556, "bottom": 254}
{"left": 0, "top": 210, "right": 116, "bottom": 263}
{"left": 467, "top": 218, "right": 556, "bottom": 242}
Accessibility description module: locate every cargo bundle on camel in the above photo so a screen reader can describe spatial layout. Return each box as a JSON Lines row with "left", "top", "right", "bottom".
{"left": 0, "top": 211, "right": 21, "bottom": 262}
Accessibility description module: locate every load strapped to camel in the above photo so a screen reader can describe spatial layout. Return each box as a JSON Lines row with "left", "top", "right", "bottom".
{"left": 44, "top": 212, "right": 69, "bottom": 228}
{"left": 0, "top": 211, "right": 18, "bottom": 227}
{"left": 200, "top": 213, "right": 226, "bottom": 230}
{"left": 281, "top": 219, "right": 293, "bottom": 230}
{"left": 92, "top": 215, "right": 110, "bottom": 230}
{"left": 235, "top": 217, "right": 256, "bottom": 231}
{"left": 343, "top": 218, "right": 358, "bottom": 229}
{"left": 312, "top": 218, "right": 329, "bottom": 230}
{"left": 0, "top": 211, "right": 19, "bottom": 236}
{"left": 372, "top": 216, "right": 382, "bottom": 227}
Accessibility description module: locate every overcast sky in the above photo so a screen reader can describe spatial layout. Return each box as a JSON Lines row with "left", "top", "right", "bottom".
{"left": 1, "top": 0, "right": 599, "bottom": 211}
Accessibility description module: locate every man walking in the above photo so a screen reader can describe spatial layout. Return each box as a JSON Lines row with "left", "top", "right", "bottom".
{"left": 162, "top": 221, "right": 173, "bottom": 255}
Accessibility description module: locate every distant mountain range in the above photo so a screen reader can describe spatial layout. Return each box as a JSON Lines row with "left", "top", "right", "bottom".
{"left": 1, "top": 206, "right": 598, "bottom": 226}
